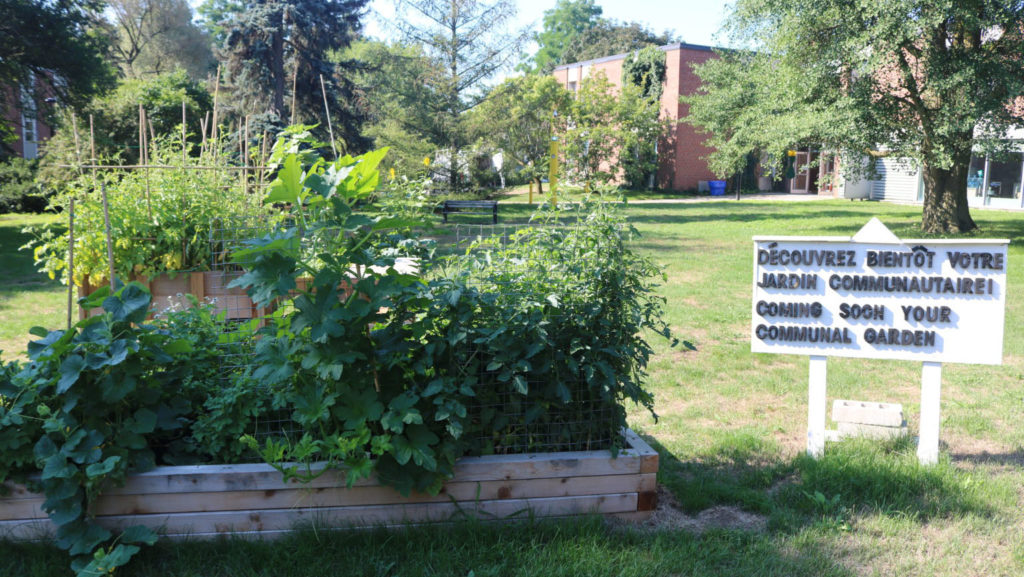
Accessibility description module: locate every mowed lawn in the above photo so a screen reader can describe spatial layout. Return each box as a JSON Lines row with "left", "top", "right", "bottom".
{"left": 0, "top": 213, "right": 65, "bottom": 360}
{"left": 3, "top": 199, "right": 1024, "bottom": 576}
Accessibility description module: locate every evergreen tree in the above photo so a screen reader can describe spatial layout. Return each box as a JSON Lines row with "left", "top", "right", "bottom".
{"left": 393, "top": 0, "right": 526, "bottom": 192}
{"left": 221, "top": 0, "right": 369, "bottom": 153}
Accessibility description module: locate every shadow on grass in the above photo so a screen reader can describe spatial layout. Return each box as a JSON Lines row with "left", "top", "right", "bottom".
{"left": 0, "top": 514, "right": 857, "bottom": 577}
{"left": 645, "top": 432, "right": 999, "bottom": 528}
{"left": 0, "top": 220, "right": 63, "bottom": 295}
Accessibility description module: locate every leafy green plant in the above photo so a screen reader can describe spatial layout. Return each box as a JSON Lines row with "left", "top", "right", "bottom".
{"left": 231, "top": 128, "right": 674, "bottom": 494}
{"left": 24, "top": 137, "right": 271, "bottom": 287}
{"left": 0, "top": 282, "right": 200, "bottom": 575}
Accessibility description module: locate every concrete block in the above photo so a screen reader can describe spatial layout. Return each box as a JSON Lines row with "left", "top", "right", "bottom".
{"left": 837, "top": 422, "right": 908, "bottom": 440}
{"left": 832, "top": 400, "right": 905, "bottom": 428}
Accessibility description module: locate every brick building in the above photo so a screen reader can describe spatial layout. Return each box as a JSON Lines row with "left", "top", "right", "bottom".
{"left": 2, "top": 78, "right": 53, "bottom": 160}
{"left": 553, "top": 43, "right": 720, "bottom": 191}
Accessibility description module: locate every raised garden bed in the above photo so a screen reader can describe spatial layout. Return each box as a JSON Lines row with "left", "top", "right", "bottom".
{"left": 0, "top": 430, "right": 657, "bottom": 540}
{"left": 79, "top": 270, "right": 269, "bottom": 321}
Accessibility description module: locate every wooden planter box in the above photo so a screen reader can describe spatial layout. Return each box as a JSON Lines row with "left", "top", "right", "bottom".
{"left": 79, "top": 271, "right": 270, "bottom": 321}
{"left": 0, "top": 431, "right": 657, "bottom": 540}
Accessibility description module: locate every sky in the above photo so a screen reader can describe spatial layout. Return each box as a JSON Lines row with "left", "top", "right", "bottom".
{"left": 365, "top": 0, "right": 735, "bottom": 51}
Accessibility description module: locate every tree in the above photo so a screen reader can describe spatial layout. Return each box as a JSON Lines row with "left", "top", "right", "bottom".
{"left": 469, "top": 75, "right": 572, "bottom": 192}
{"left": 689, "top": 0, "right": 1024, "bottom": 233}
{"left": 196, "top": 0, "right": 245, "bottom": 48}
{"left": 561, "top": 20, "right": 675, "bottom": 64}
{"left": 528, "top": 0, "right": 603, "bottom": 73}
{"left": 105, "top": 0, "right": 215, "bottom": 79}
{"left": 37, "top": 70, "right": 213, "bottom": 187}
{"left": 622, "top": 45, "right": 666, "bottom": 102}
{"left": 559, "top": 71, "right": 666, "bottom": 190}
{"left": 221, "top": 0, "right": 369, "bottom": 152}
{"left": 392, "top": 0, "right": 526, "bottom": 192}
{"left": 342, "top": 39, "right": 441, "bottom": 176}
{"left": 0, "top": 0, "right": 113, "bottom": 150}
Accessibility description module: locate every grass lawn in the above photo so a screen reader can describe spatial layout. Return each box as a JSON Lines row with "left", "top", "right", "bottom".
{"left": 3, "top": 199, "right": 1024, "bottom": 576}
{"left": 493, "top": 183, "right": 710, "bottom": 203}
{"left": 0, "top": 213, "right": 65, "bottom": 360}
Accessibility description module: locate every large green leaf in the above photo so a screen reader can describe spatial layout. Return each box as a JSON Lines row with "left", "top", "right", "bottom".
{"left": 57, "top": 355, "right": 85, "bottom": 394}
{"left": 265, "top": 154, "right": 305, "bottom": 205}
{"left": 102, "top": 283, "right": 152, "bottom": 324}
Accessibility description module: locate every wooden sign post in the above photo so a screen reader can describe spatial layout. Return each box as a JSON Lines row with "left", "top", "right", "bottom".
{"left": 751, "top": 219, "right": 1007, "bottom": 464}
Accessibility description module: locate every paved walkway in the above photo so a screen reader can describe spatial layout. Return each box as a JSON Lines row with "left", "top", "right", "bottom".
{"left": 625, "top": 192, "right": 837, "bottom": 204}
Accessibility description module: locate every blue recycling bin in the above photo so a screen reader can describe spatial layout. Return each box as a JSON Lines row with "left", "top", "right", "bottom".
{"left": 709, "top": 180, "right": 727, "bottom": 196}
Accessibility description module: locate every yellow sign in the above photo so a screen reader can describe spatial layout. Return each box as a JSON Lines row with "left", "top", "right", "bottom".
{"left": 548, "top": 138, "right": 559, "bottom": 206}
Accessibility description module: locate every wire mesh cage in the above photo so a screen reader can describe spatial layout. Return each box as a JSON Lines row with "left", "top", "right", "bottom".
{"left": 199, "top": 218, "right": 628, "bottom": 455}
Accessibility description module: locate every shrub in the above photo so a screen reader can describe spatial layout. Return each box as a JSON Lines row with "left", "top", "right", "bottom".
{"left": 0, "top": 157, "right": 50, "bottom": 214}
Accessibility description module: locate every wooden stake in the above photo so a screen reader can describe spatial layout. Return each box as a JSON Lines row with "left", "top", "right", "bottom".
{"left": 101, "top": 183, "right": 116, "bottom": 291}
{"left": 291, "top": 57, "right": 299, "bottom": 125}
{"left": 182, "top": 100, "right": 188, "bottom": 165}
{"left": 67, "top": 197, "right": 75, "bottom": 330}
{"left": 88, "top": 115, "right": 96, "bottom": 166}
{"left": 258, "top": 131, "right": 269, "bottom": 194}
{"left": 71, "top": 114, "right": 82, "bottom": 173}
{"left": 138, "top": 104, "right": 145, "bottom": 164}
{"left": 211, "top": 65, "right": 221, "bottom": 146}
{"left": 201, "top": 111, "right": 210, "bottom": 154}
{"left": 918, "top": 362, "right": 943, "bottom": 465}
{"left": 319, "top": 74, "right": 337, "bottom": 158}
{"left": 141, "top": 107, "right": 152, "bottom": 220}
{"left": 243, "top": 115, "right": 250, "bottom": 196}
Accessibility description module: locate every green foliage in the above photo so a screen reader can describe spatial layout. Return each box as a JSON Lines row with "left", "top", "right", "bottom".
{"left": 690, "top": 0, "right": 1024, "bottom": 233}
{"left": 0, "top": 282, "right": 199, "bottom": 575}
{"left": 26, "top": 136, "right": 268, "bottom": 288}
{"left": 103, "top": 0, "right": 215, "bottom": 79}
{"left": 232, "top": 132, "right": 670, "bottom": 493}
{"left": 221, "top": 0, "right": 369, "bottom": 152}
{"left": 622, "top": 45, "right": 666, "bottom": 102}
{"left": 0, "top": 0, "right": 115, "bottom": 146}
{"left": 342, "top": 39, "right": 441, "bottom": 176}
{"left": 392, "top": 0, "right": 525, "bottom": 192}
{"left": 469, "top": 75, "right": 572, "bottom": 191}
{"left": 37, "top": 69, "right": 213, "bottom": 185}
{"left": 0, "top": 157, "right": 50, "bottom": 214}
{"left": 560, "top": 73, "right": 667, "bottom": 189}
{"left": 196, "top": 0, "right": 245, "bottom": 48}
{"left": 561, "top": 20, "right": 675, "bottom": 65}
{"left": 527, "top": 0, "right": 603, "bottom": 73}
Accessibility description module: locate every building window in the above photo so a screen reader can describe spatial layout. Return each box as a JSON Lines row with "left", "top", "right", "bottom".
{"left": 567, "top": 81, "right": 577, "bottom": 92}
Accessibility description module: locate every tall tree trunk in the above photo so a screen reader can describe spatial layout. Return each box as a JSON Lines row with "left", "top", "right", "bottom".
{"left": 920, "top": 148, "right": 977, "bottom": 234}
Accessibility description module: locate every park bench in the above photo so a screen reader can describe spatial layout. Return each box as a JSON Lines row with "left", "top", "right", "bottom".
{"left": 441, "top": 200, "right": 499, "bottom": 224}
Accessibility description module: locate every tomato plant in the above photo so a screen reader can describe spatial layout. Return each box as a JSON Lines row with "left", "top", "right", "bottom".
{"left": 24, "top": 137, "right": 272, "bottom": 287}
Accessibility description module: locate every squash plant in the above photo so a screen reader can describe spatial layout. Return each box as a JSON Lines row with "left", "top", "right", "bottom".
{"left": 0, "top": 282, "right": 205, "bottom": 576}
{"left": 228, "top": 132, "right": 467, "bottom": 494}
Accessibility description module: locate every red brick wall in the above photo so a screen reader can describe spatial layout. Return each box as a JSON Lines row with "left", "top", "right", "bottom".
{"left": 553, "top": 44, "right": 722, "bottom": 191}
{"left": 662, "top": 47, "right": 718, "bottom": 191}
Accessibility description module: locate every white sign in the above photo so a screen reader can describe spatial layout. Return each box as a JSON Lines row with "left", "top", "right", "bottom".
{"left": 751, "top": 219, "right": 1008, "bottom": 365}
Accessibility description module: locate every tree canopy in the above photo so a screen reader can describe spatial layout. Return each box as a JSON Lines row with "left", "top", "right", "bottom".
{"left": 469, "top": 75, "right": 572, "bottom": 192}
{"left": 687, "top": 0, "right": 1024, "bottom": 233}
{"left": 0, "top": 0, "right": 113, "bottom": 151}
{"left": 221, "top": 0, "right": 370, "bottom": 153}
{"left": 392, "top": 0, "right": 526, "bottom": 191}
{"left": 104, "top": 0, "right": 215, "bottom": 79}
{"left": 561, "top": 20, "right": 676, "bottom": 64}
{"left": 528, "top": 0, "right": 603, "bottom": 73}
